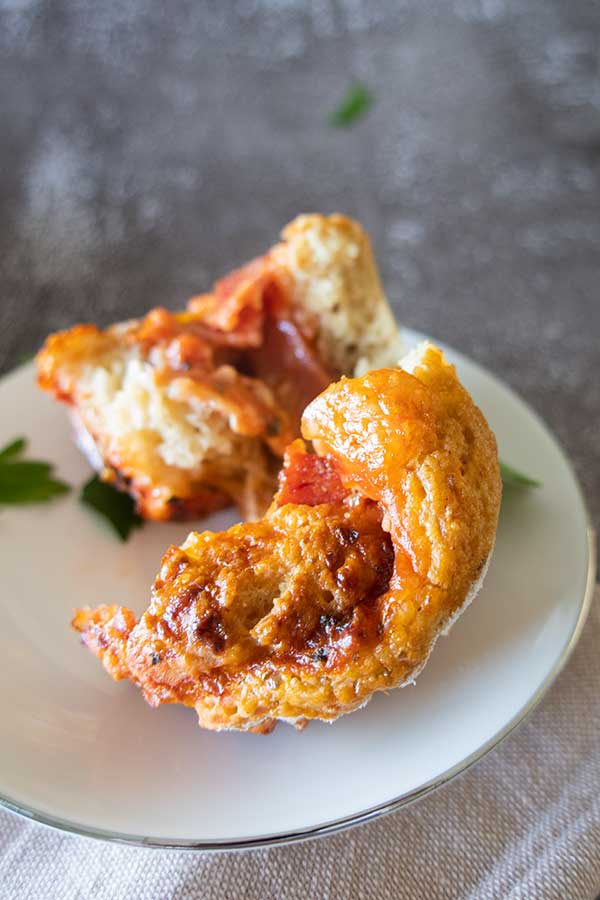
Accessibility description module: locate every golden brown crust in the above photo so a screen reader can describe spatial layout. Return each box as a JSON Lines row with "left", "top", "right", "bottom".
{"left": 73, "top": 344, "right": 501, "bottom": 732}
{"left": 72, "top": 605, "right": 137, "bottom": 681}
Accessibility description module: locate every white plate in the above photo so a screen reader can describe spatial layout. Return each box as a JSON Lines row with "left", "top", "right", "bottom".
{"left": 0, "top": 330, "right": 594, "bottom": 849}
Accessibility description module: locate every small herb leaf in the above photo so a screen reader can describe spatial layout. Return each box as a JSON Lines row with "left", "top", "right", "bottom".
{"left": 0, "top": 437, "right": 27, "bottom": 462}
{"left": 80, "top": 475, "right": 143, "bottom": 542}
{"left": 0, "top": 437, "right": 71, "bottom": 504}
{"left": 329, "top": 81, "right": 373, "bottom": 127}
{"left": 500, "top": 461, "right": 541, "bottom": 489}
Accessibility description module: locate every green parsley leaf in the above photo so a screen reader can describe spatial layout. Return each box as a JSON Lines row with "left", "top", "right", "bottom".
{"left": 500, "top": 461, "right": 541, "bottom": 489}
{"left": 0, "top": 437, "right": 71, "bottom": 504}
{"left": 80, "top": 475, "right": 143, "bottom": 542}
{"left": 0, "top": 437, "right": 27, "bottom": 462}
{"left": 329, "top": 81, "right": 373, "bottom": 127}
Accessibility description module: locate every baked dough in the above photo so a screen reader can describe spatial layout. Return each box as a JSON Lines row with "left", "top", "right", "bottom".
{"left": 37, "top": 214, "right": 401, "bottom": 520}
{"left": 73, "top": 343, "right": 502, "bottom": 732}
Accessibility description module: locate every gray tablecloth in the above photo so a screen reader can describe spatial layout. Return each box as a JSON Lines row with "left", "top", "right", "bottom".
{"left": 1, "top": 2, "right": 599, "bottom": 897}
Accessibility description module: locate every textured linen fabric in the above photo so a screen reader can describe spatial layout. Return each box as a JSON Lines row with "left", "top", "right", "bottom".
{"left": 1, "top": 590, "right": 598, "bottom": 900}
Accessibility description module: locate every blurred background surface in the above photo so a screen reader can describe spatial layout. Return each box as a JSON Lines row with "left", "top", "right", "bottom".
{"left": 1, "top": 0, "right": 599, "bottom": 525}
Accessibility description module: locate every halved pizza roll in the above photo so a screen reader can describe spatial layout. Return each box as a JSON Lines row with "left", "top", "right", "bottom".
{"left": 37, "top": 214, "right": 401, "bottom": 520}
{"left": 73, "top": 343, "right": 502, "bottom": 732}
